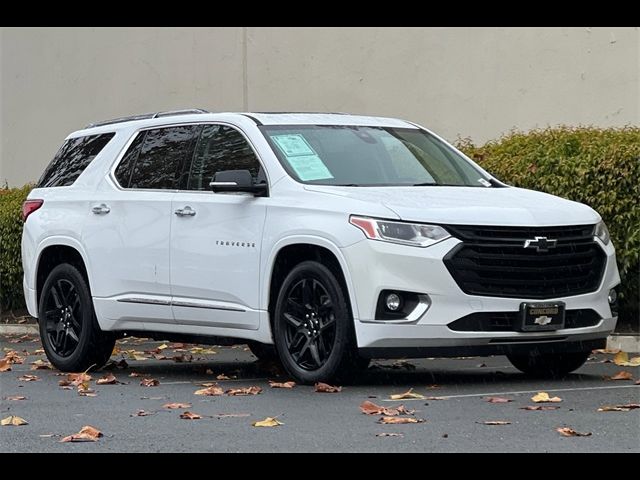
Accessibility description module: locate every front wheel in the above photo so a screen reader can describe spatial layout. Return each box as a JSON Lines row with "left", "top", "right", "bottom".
{"left": 507, "top": 351, "right": 590, "bottom": 377}
{"left": 38, "top": 263, "right": 115, "bottom": 372}
{"left": 273, "top": 261, "right": 357, "bottom": 384}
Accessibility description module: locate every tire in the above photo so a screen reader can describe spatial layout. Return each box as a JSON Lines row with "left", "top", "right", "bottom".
{"left": 507, "top": 351, "right": 591, "bottom": 378}
{"left": 247, "top": 341, "right": 278, "bottom": 362}
{"left": 273, "top": 260, "right": 358, "bottom": 384}
{"left": 38, "top": 263, "right": 115, "bottom": 372}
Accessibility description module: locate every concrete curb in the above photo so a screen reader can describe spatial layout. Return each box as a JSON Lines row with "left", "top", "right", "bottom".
{"left": 0, "top": 324, "right": 638, "bottom": 352}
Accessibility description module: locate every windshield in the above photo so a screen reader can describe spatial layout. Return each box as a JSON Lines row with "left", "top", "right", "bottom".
{"left": 260, "top": 125, "right": 491, "bottom": 187}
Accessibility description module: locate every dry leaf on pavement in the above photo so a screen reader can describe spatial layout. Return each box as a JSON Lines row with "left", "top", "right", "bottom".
{"left": 67, "top": 372, "right": 92, "bottom": 386}
{"left": 129, "top": 372, "right": 141, "bottom": 377}
{"left": 5, "top": 395, "right": 27, "bottom": 401}
{"left": 194, "top": 385, "right": 224, "bottom": 396}
{"left": 636, "top": 379, "right": 640, "bottom": 385}
{"left": 531, "top": 392, "right": 562, "bottom": 403}
{"left": 0, "top": 359, "right": 11, "bottom": 372}
{"left": 360, "top": 400, "right": 414, "bottom": 416}
{"left": 96, "top": 373, "right": 119, "bottom": 385}
{"left": 376, "top": 432, "right": 404, "bottom": 437}
{"left": 613, "top": 352, "right": 640, "bottom": 367}
{"left": 556, "top": 427, "right": 591, "bottom": 437}
{"left": 216, "top": 374, "right": 231, "bottom": 380}
{"left": 30, "top": 359, "right": 51, "bottom": 370}
{"left": 269, "top": 380, "right": 296, "bottom": 389}
{"left": 378, "top": 416, "right": 424, "bottom": 424}
{"left": 485, "top": 397, "right": 513, "bottom": 403}
{"left": 140, "top": 378, "right": 159, "bottom": 387}
{"left": 1, "top": 415, "right": 28, "bottom": 426}
{"left": 597, "top": 403, "right": 640, "bottom": 412}
{"left": 252, "top": 417, "right": 283, "bottom": 427}
{"left": 481, "top": 420, "right": 511, "bottom": 425}
{"left": 608, "top": 371, "right": 633, "bottom": 381}
{"left": 18, "top": 374, "right": 39, "bottom": 382}
{"left": 314, "top": 382, "right": 342, "bottom": 393}
{"left": 60, "top": 425, "right": 103, "bottom": 442}
{"left": 3, "top": 351, "right": 24, "bottom": 364}
{"left": 390, "top": 388, "right": 425, "bottom": 400}
{"left": 131, "top": 410, "right": 153, "bottom": 417}
{"left": 226, "top": 386, "right": 262, "bottom": 396}
{"left": 179, "top": 411, "right": 203, "bottom": 420}
{"left": 520, "top": 405, "right": 560, "bottom": 411}
{"left": 163, "top": 403, "right": 192, "bottom": 409}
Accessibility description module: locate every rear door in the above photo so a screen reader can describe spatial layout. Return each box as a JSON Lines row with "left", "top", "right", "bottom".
{"left": 84, "top": 125, "right": 199, "bottom": 328}
{"left": 170, "top": 123, "right": 268, "bottom": 330}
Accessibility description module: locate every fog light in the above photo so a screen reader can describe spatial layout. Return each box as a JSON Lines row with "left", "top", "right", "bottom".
{"left": 608, "top": 289, "right": 617, "bottom": 305}
{"left": 385, "top": 293, "right": 402, "bottom": 311}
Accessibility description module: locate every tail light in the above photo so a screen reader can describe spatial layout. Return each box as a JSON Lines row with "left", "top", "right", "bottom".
{"left": 22, "top": 200, "right": 44, "bottom": 221}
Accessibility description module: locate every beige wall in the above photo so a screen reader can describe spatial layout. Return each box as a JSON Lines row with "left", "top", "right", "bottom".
{"left": 1, "top": 27, "right": 638, "bottom": 186}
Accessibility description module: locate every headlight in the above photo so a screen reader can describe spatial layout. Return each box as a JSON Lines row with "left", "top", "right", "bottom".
{"left": 594, "top": 221, "right": 610, "bottom": 245}
{"left": 350, "top": 216, "right": 450, "bottom": 247}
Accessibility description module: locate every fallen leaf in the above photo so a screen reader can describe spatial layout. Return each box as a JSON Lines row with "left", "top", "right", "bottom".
{"left": 481, "top": 420, "right": 511, "bottom": 425}
{"left": 18, "top": 374, "right": 39, "bottom": 382}
{"left": 0, "top": 359, "right": 11, "bottom": 372}
{"left": 531, "top": 392, "right": 562, "bottom": 403}
{"left": 359, "top": 400, "right": 414, "bottom": 416}
{"left": 205, "top": 369, "right": 214, "bottom": 375}
{"left": 194, "top": 385, "right": 224, "bottom": 396}
{"left": 103, "top": 359, "right": 129, "bottom": 370}
{"left": 179, "top": 411, "right": 202, "bottom": 420}
{"left": 157, "top": 344, "right": 168, "bottom": 350}
{"left": 611, "top": 351, "right": 640, "bottom": 367}
{"left": 60, "top": 425, "right": 103, "bottom": 442}
{"left": 67, "top": 372, "right": 92, "bottom": 386}
{"left": 556, "top": 427, "right": 591, "bottom": 437}
{"left": 96, "top": 373, "right": 119, "bottom": 385}
{"left": 140, "top": 378, "right": 159, "bottom": 387}
{"left": 131, "top": 410, "right": 153, "bottom": 417}
{"left": 486, "top": 397, "right": 513, "bottom": 403}
{"left": 252, "top": 417, "right": 283, "bottom": 427}
{"left": 216, "top": 374, "right": 231, "bottom": 380}
{"left": 77, "top": 387, "right": 97, "bottom": 397}
{"left": 172, "top": 354, "right": 194, "bottom": 363}
{"left": 636, "top": 379, "right": 640, "bottom": 385}
{"left": 129, "top": 372, "right": 141, "bottom": 377}
{"left": 30, "top": 359, "right": 51, "bottom": 370}
{"left": 215, "top": 413, "right": 251, "bottom": 418}
{"left": 3, "top": 351, "right": 24, "bottom": 364}
{"left": 425, "top": 396, "right": 449, "bottom": 401}
{"left": 376, "top": 432, "right": 404, "bottom": 437}
{"left": 58, "top": 379, "right": 71, "bottom": 387}
{"left": 593, "top": 348, "right": 620, "bottom": 354}
{"left": 597, "top": 403, "right": 640, "bottom": 412}
{"left": 269, "top": 380, "right": 296, "bottom": 389}
{"left": 5, "top": 395, "right": 27, "bottom": 401}
{"left": 34, "top": 348, "right": 45, "bottom": 355}
{"left": 315, "top": 382, "right": 342, "bottom": 393}
{"left": 226, "top": 386, "right": 262, "bottom": 396}
{"left": 390, "top": 388, "right": 425, "bottom": 400}
{"left": 378, "top": 416, "right": 425, "bottom": 424}
{"left": 1, "top": 415, "right": 28, "bottom": 426}
{"left": 520, "top": 405, "right": 560, "bottom": 411}
{"left": 168, "top": 343, "right": 186, "bottom": 349}
{"left": 608, "top": 371, "right": 633, "bottom": 381}
{"left": 163, "top": 402, "right": 192, "bottom": 409}
{"left": 189, "top": 347, "right": 217, "bottom": 355}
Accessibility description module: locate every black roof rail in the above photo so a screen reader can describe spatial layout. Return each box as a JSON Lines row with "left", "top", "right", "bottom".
{"left": 85, "top": 109, "right": 210, "bottom": 129}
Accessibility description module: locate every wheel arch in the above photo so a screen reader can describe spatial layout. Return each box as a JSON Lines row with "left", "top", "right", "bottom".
{"left": 263, "top": 236, "right": 360, "bottom": 335}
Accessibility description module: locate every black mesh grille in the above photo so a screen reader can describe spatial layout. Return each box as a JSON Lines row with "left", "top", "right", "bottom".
{"left": 448, "top": 309, "right": 602, "bottom": 332}
{"left": 443, "top": 224, "right": 606, "bottom": 299}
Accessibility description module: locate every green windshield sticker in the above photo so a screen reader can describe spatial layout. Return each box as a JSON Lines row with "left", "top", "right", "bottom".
{"left": 271, "top": 134, "right": 316, "bottom": 157}
{"left": 271, "top": 134, "right": 334, "bottom": 181}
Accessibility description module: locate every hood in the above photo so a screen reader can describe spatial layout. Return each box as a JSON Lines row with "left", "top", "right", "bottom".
{"left": 303, "top": 185, "right": 600, "bottom": 226}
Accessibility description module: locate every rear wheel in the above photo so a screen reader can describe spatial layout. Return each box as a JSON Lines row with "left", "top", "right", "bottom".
{"left": 273, "top": 261, "right": 358, "bottom": 384}
{"left": 38, "top": 263, "right": 115, "bottom": 372}
{"left": 507, "top": 351, "right": 590, "bottom": 377}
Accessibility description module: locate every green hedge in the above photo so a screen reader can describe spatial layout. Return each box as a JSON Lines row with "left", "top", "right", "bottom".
{"left": 1, "top": 184, "right": 32, "bottom": 310}
{"left": 457, "top": 126, "right": 640, "bottom": 321}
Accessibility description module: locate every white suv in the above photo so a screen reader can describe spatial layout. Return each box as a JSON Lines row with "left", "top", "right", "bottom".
{"left": 21, "top": 110, "right": 620, "bottom": 383}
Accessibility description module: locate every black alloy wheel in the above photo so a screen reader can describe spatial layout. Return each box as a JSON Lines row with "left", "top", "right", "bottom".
{"left": 43, "top": 278, "right": 82, "bottom": 357}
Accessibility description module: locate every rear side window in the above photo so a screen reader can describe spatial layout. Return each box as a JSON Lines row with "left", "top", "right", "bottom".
{"left": 37, "top": 133, "right": 115, "bottom": 188}
{"left": 125, "top": 126, "right": 199, "bottom": 190}
{"left": 114, "top": 131, "right": 146, "bottom": 188}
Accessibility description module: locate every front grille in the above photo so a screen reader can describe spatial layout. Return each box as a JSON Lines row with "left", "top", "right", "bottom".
{"left": 443, "top": 224, "right": 606, "bottom": 299}
{"left": 448, "top": 309, "right": 602, "bottom": 332}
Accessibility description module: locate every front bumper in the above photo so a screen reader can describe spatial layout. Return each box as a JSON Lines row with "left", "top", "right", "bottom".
{"left": 341, "top": 236, "right": 620, "bottom": 352}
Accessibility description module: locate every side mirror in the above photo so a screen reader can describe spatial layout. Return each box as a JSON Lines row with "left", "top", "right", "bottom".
{"left": 210, "top": 170, "right": 268, "bottom": 197}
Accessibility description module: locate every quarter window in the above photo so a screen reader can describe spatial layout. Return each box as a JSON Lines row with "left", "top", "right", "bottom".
{"left": 38, "top": 133, "right": 115, "bottom": 188}
{"left": 188, "top": 125, "right": 263, "bottom": 191}
{"left": 127, "top": 126, "right": 199, "bottom": 190}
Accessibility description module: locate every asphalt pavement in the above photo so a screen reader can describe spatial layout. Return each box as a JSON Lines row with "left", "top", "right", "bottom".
{"left": 1, "top": 334, "right": 638, "bottom": 452}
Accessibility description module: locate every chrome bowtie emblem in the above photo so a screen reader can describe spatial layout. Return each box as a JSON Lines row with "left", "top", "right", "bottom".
{"left": 523, "top": 236, "right": 557, "bottom": 252}
{"left": 533, "top": 315, "right": 553, "bottom": 326}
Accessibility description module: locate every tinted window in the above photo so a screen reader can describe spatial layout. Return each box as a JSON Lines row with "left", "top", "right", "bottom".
{"left": 114, "top": 131, "right": 146, "bottom": 188}
{"left": 129, "top": 126, "right": 199, "bottom": 190}
{"left": 188, "top": 125, "right": 263, "bottom": 191}
{"left": 37, "top": 133, "right": 115, "bottom": 188}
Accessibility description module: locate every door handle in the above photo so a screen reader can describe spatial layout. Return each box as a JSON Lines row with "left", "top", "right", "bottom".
{"left": 174, "top": 206, "right": 196, "bottom": 217}
{"left": 91, "top": 204, "right": 111, "bottom": 215}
